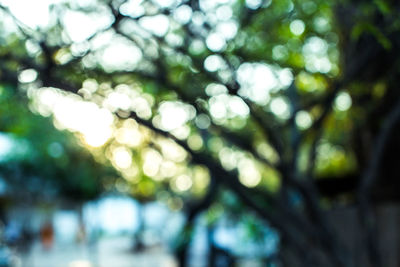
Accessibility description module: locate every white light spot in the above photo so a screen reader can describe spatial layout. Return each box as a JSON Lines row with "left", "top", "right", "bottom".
{"left": 139, "top": 15, "right": 169, "bottom": 37}
{"left": 206, "top": 33, "right": 226, "bottom": 52}
{"left": 132, "top": 97, "right": 152, "bottom": 119}
{"left": 112, "top": 147, "right": 132, "bottom": 169}
{"left": 305, "top": 56, "right": 332, "bottom": 73}
{"left": 171, "top": 125, "right": 191, "bottom": 140}
{"left": 272, "top": 45, "right": 288, "bottom": 61}
{"left": 3, "top": 0, "right": 52, "bottom": 28}
{"left": 303, "top": 36, "right": 328, "bottom": 55}
{"left": 238, "top": 159, "right": 261, "bottom": 187}
{"left": 159, "top": 139, "right": 187, "bottom": 162}
{"left": 209, "top": 96, "right": 227, "bottom": 120}
{"left": 100, "top": 41, "right": 142, "bottom": 72}
{"left": 158, "top": 102, "right": 196, "bottom": 131}
{"left": 115, "top": 127, "right": 142, "bottom": 147}
{"left": 278, "top": 68, "right": 294, "bottom": 87}
{"left": 103, "top": 92, "right": 131, "bottom": 111}
{"left": 314, "top": 16, "right": 330, "bottom": 33}
{"left": 191, "top": 11, "right": 205, "bottom": 26}
{"left": 205, "top": 83, "right": 228, "bottom": 96}
{"left": 270, "top": 97, "right": 290, "bottom": 119}
{"left": 32, "top": 87, "right": 114, "bottom": 148}
{"left": 25, "top": 40, "right": 41, "bottom": 56}
{"left": 153, "top": 0, "right": 176, "bottom": 8}
{"left": 237, "top": 63, "right": 279, "bottom": 105}
{"left": 195, "top": 114, "right": 211, "bottom": 129}
{"left": 120, "top": 0, "right": 145, "bottom": 18}
{"left": 143, "top": 149, "right": 162, "bottom": 177}
{"left": 0, "top": 134, "right": 15, "bottom": 161}
{"left": 246, "top": 0, "right": 262, "bottom": 9}
{"left": 209, "top": 95, "right": 249, "bottom": 120}
{"left": 199, "top": 0, "right": 218, "bottom": 12}
{"left": 175, "top": 174, "right": 192, "bottom": 191}
{"left": 189, "top": 41, "right": 205, "bottom": 57}
{"left": 290, "top": 20, "right": 305, "bottom": 36}
{"left": 216, "top": 5, "right": 232, "bottom": 21}
{"left": 71, "top": 42, "right": 90, "bottom": 57}
{"left": 216, "top": 20, "right": 238, "bottom": 40}
{"left": 173, "top": 5, "right": 192, "bottom": 24}
{"left": 63, "top": 10, "right": 113, "bottom": 42}
{"left": 334, "top": 92, "right": 352, "bottom": 111}
{"left": 295, "top": 111, "right": 312, "bottom": 129}
{"left": 19, "top": 69, "right": 37, "bottom": 83}
{"left": 303, "top": 37, "right": 331, "bottom": 73}
{"left": 228, "top": 96, "right": 249, "bottom": 117}
{"left": 204, "top": 55, "right": 226, "bottom": 72}
{"left": 52, "top": 95, "right": 113, "bottom": 147}
{"left": 159, "top": 161, "right": 177, "bottom": 178}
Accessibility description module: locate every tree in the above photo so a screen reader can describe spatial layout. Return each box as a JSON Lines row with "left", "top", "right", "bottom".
{"left": 0, "top": 82, "right": 116, "bottom": 204}
{"left": 1, "top": 0, "right": 400, "bottom": 266}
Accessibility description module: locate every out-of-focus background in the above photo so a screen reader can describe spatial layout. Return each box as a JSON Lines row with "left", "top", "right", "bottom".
{"left": 0, "top": 193, "right": 278, "bottom": 267}
{"left": 1, "top": 0, "right": 400, "bottom": 266}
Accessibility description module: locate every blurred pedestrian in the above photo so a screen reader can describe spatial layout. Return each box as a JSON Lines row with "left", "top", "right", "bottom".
{"left": 4, "top": 221, "right": 20, "bottom": 247}
{"left": 40, "top": 222, "right": 54, "bottom": 250}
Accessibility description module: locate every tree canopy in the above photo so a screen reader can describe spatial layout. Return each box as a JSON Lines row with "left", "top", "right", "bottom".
{"left": 0, "top": 83, "right": 116, "bottom": 202}
{"left": 1, "top": 0, "right": 400, "bottom": 266}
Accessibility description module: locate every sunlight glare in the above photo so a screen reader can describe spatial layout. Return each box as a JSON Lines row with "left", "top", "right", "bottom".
{"left": 216, "top": 20, "right": 238, "bottom": 40}
{"left": 290, "top": 20, "right": 305, "bottom": 36}
{"left": 63, "top": 10, "right": 113, "bottom": 42}
{"left": 18, "top": 69, "right": 38, "bottom": 83}
{"left": 302, "top": 36, "right": 332, "bottom": 73}
{"left": 174, "top": 174, "right": 192, "bottom": 192}
{"left": 103, "top": 91, "right": 132, "bottom": 112}
{"left": 204, "top": 55, "right": 226, "bottom": 72}
{"left": 270, "top": 97, "right": 290, "bottom": 119}
{"left": 115, "top": 127, "right": 142, "bottom": 147}
{"left": 159, "top": 161, "right": 177, "bottom": 178}
{"left": 139, "top": 15, "right": 169, "bottom": 37}
{"left": 159, "top": 139, "right": 187, "bottom": 162}
{"left": 99, "top": 40, "right": 142, "bottom": 72}
{"left": 237, "top": 63, "right": 279, "bottom": 105}
{"left": 1, "top": 0, "right": 54, "bottom": 28}
{"left": 173, "top": 5, "right": 193, "bottom": 24}
{"left": 120, "top": 0, "right": 145, "bottom": 18}
{"left": 334, "top": 92, "right": 352, "bottom": 111}
{"left": 34, "top": 88, "right": 114, "bottom": 147}
{"left": 206, "top": 33, "right": 226, "bottom": 52}
{"left": 143, "top": 149, "right": 163, "bottom": 178}
{"left": 112, "top": 146, "right": 132, "bottom": 169}
{"left": 295, "top": 111, "right": 312, "bottom": 129}
{"left": 238, "top": 158, "right": 261, "bottom": 187}
{"left": 158, "top": 101, "right": 196, "bottom": 131}
{"left": 246, "top": 0, "right": 262, "bottom": 9}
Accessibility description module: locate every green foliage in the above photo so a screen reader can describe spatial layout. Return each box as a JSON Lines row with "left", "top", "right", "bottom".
{"left": 0, "top": 1, "right": 400, "bottom": 263}
{"left": 0, "top": 83, "right": 115, "bottom": 201}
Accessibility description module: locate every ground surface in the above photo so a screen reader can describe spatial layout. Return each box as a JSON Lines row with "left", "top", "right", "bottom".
{"left": 18, "top": 236, "right": 177, "bottom": 267}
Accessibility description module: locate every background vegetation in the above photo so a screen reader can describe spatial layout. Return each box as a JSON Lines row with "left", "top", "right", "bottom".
{"left": 1, "top": 0, "right": 400, "bottom": 266}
